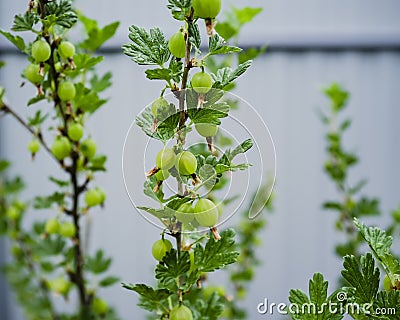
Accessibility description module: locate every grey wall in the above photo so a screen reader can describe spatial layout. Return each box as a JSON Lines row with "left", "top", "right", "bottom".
{"left": 1, "top": 1, "right": 400, "bottom": 320}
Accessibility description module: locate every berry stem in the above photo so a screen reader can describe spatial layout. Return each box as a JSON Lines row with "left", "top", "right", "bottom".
{"left": 1, "top": 104, "right": 54, "bottom": 158}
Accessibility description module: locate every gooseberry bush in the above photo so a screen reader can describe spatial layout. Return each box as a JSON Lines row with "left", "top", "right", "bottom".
{"left": 0, "top": 0, "right": 120, "bottom": 318}
{"left": 121, "top": 0, "right": 269, "bottom": 319}
{"left": 287, "top": 85, "right": 400, "bottom": 319}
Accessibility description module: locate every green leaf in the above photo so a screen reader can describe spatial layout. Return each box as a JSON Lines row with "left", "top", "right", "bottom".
{"left": 188, "top": 22, "right": 201, "bottom": 49}
{"left": 323, "top": 201, "right": 344, "bottom": 211}
{"left": 208, "top": 34, "right": 241, "bottom": 56}
{"left": 0, "top": 30, "right": 26, "bottom": 51}
{"left": 352, "top": 197, "right": 380, "bottom": 217}
{"left": 28, "top": 110, "right": 48, "bottom": 126}
{"left": 88, "top": 155, "right": 107, "bottom": 171}
{"left": 288, "top": 273, "right": 344, "bottom": 320}
{"left": 187, "top": 108, "right": 227, "bottom": 125}
{"left": 167, "top": 0, "right": 192, "bottom": 20}
{"left": 48, "top": 176, "right": 69, "bottom": 187}
{"left": 122, "top": 283, "right": 172, "bottom": 312}
{"left": 123, "top": 26, "right": 170, "bottom": 66}
{"left": 195, "top": 292, "right": 224, "bottom": 320}
{"left": 212, "top": 61, "right": 252, "bottom": 89}
{"left": 74, "top": 83, "right": 107, "bottom": 113}
{"left": 354, "top": 219, "right": 400, "bottom": 276}
{"left": 99, "top": 276, "right": 120, "bottom": 287}
{"left": 214, "top": 22, "right": 237, "bottom": 41}
{"left": 33, "top": 192, "right": 65, "bottom": 209}
{"left": 169, "top": 59, "right": 183, "bottom": 82}
{"left": 0, "top": 160, "right": 10, "bottom": 173}
{"left": 146, "top": 59, "right": 183, "bottom": 83}
{"left": 142, "top": 175, "right": 165, "bottom": 203}
{"left": 194, "top": 229, "right": 238, "bottom": 273}
{"left": 43, "top": 0, "right": 78, "bottom": 29}
{"left": 198, "top": 164, "right": 217, "bottom": 189}
{"left": 69, "top": 54, "right": 103, "bottom": 71}
{"left": 79, "top": 14, "right": 119, "bottom": 51}
{"left": 12, "top": 11, "right": 38, "bottom": 32}
{"left": 27, "top": 95, "right": 46, "bottom": 107}
{"left": 136, "top": 106, "right": 179, "bottom": 142}
{"left": 324, "top": 83, "right": 349, "bottom": 112}
{"left": 37, "top": 236, "right": 66, "bottom": 256}
{"left": 229, "top": 139, "right": 253, "bottom": 160}
{"left": 90, "top": 72, "right": 112, "bottom": 93}
{"left": 233, "top": 7, "right": 263, "bottom": 25}
{"left": 86, "top": 250, "right": 112, "bottom": 274}
{"left": 341, "top": 253, "right": 380, "bottom": 304}
{"left": 238, "top": 46, "right": 267, "bottom": 64}
{"left": 145, "top": 68, "right": 171, "bottom": 81}
{"left": 155, "top": 249, "right": 191, "bottom": 290}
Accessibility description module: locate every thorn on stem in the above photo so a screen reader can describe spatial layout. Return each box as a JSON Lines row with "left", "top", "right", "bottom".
{"left": 205, "top": 18, "right": 216, "bottom": 37}
{"left": 146, "top": 166, "right": 159, "bottom": 179}
{"left": 39, "top": 62, "right": 45, "bottom": 76}
{"left": 191, "top": 173, "right": 201, "bottom": 185}
{"left": 211, "top": 227, "right": 221, "bottom": 240}
{"left": 36, "top": 84, "right": 44, "bottom": 96}
{"left": 68, "top": 58, "right": 76, "bottom": 70}
{"left": 206, "top": 136, "right": 216, "bottom": 154}
{"left": 153, "top": 180, "right": 162, "bottom": 193}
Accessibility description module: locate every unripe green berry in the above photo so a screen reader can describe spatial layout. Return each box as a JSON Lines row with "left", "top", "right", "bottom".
{"left": 175, "top": 203, "right": 194, "bottom": 224}
{"left": 58, "top": 41, "right": 76, "bottom": 59}
{"left": 93, "top": 298, "right": 108, "bottom": 315}
{"left": 155, "top": 169, "right": 170, "bottom": 181}
{"left": 194, "top": 198, "right": 219, "bottom": 227}
{"left": 50, "top": 277, "right": 70, "bottom": 295}
{"left": 152, "top": 239, "right": 172, "bottom": 261}
{"left": 58, "top": 81, "right": 76, "bottom": 101}
{"left": 191, "top": 71, "right": 213, "bottom": 94}
{"left": 195, "top": 123, "right": 218, "bottom": 137}
{"left": 60, "top": 222, "right": 76, "bottom": 238}
{"left": 31, "top": 40, "right": 51, "bottom": 62}
{"left": 156, "top": 147, "right": 176, "bottom": 170}
{"left": 170, "top": 304, "right": 193, "bottom": 320}
{"left": 85, "top": 189, "right": 102, "bottom": 207}
{"left": 6, "top": 206, "right": 21, "bottom": 220}
{"left": 45, "top": 218, "right": 60, "bottom": 234}
{"left": 25, "top": 64, "right": 43, "bottom": 84}
{"left": 97, "top": 188, "right": 106, "bottom": 204}
{"left": 168, "top": 31, "right": 186, "bottom": 59}
{"left": 68, "top": 123, "right": 84, "bottom": 141}
{"left": 81, "top": 139, "right": 97, "bottom": 159}
{"left": 192, "top": 0, "right": 222, "bottom": 19}
{"left": 28, "top": 140, "right": 40, "bottom": 154}
{"left": 175, "top": 151, "right": 197, "bottom": 176}
{"left": 55, "top": 62, "right": 62, "bottom": 73}
{"left": 384, "top": 274, "right": 392, "bottom": 291}
{"left": 151, "top": 97, "right": 169, "bottom": 117}
{"left": 52, "top": 136, "right": 71, "bottom": 160}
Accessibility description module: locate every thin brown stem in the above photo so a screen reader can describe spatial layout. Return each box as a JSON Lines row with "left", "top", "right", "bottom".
{"left": 1, "top": 104, "right": 54, "bottom": 158}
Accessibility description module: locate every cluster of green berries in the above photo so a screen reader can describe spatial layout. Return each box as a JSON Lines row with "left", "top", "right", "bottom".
{"left": 50, "top": 132, "right": 96, "bottom": 162}
{"left": 85, "top": 187, "right": 106, "bottom": 207}
{"left": 45, "top": 218, "right": 76, "bottom": 238}
{"left": 25, "top": 39, "right": 76, "bottom": 100}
